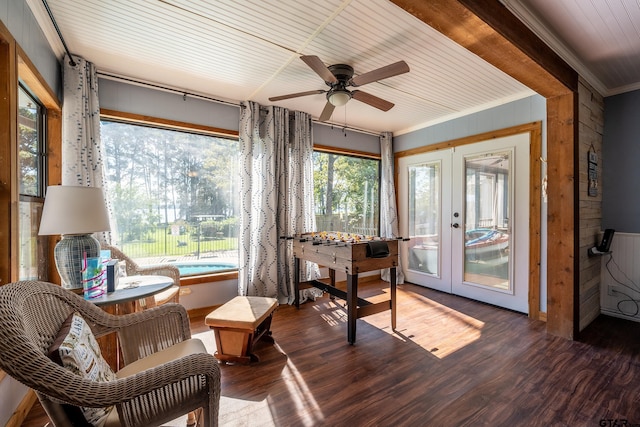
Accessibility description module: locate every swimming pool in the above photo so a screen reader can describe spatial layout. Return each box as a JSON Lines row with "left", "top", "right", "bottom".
{"left": 172, "top": 261, "right": 238, "bottom": 276}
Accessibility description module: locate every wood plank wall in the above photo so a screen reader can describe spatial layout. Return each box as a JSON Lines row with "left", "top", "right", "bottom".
{"left": 578, "top": 77, "right": 604, "bottom": 331}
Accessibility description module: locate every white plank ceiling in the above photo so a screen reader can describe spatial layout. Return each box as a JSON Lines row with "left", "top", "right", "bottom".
{"left": 28, "top": 0, "right": 640, "bottom": 134}
{"left": 502, "top": 0, "right": 640, "bottom": 96}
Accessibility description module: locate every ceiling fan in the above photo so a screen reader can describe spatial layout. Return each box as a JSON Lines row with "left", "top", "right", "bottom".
{"left": 269, "top": 55, "right": 410, "bottom": 121}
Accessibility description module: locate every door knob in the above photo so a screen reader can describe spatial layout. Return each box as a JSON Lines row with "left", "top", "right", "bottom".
{"left": 452, "top": 223, "right": 459, "bottom": 228}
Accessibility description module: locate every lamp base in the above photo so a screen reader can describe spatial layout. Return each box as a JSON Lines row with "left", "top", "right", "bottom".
{"left": 54, "top": 234, "right": 101, "bottom": 289}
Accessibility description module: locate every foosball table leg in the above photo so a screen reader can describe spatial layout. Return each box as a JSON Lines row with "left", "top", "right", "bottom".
{"left": 347, "top": 273, "right": 358, "bottom": 345}
{"left": 329, "top": 268, "right": 336, "bottom": 301}
{"left": 391, "top": 266, "right": 397, "bottom": 331}
{"left": 294, "top": 256, "right": 300, "bottom": 308}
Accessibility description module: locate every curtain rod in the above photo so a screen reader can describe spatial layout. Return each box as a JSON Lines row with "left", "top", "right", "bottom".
{"left": 42, "top": 0, "right": 76, "bottom": 66}
{"left": 98, "top": 72, "right": 382, "bottom": 137}
{"left": 97, "top": 71, "right": 239, "bottom": 108}
{"left": 313, "top": 121, "right": 381, "bottom": 137}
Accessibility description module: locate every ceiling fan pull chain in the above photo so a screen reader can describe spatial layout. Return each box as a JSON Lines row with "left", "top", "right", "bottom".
{"left": 344, "top": 108, "right": 347, "bottom": 137}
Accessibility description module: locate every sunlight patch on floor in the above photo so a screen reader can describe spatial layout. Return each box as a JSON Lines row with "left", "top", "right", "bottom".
{"left": 192, "top": 329, "right": 217, "bottom": 353}
{"left": 368, "top": 295, "right": 485, "bottom": 359}
{"left": 218, "top": 396, "right": 276, "bottom": 427}
{"left": 278, "top": 345, "right": 324, "bottom": 426}
{"left": 406, "top": 298, "right": 485, "bottom": 359}
{"left": 214, "top": 350, "right": 324, "bottom": 426}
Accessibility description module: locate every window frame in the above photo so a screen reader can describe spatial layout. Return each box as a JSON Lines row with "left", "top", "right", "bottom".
{"left": 313, "top": 143, "right": 382, "bottom": 237}
{"left": 18, "top": 81, "right": 47, "bottom": 199}
{"left": 100, "top": 109, "right": 240, "bottom": 286}
{"left": 0, "top": 24, "right": 62, "bottom": 285}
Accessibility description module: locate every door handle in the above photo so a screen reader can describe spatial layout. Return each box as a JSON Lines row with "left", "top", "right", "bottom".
{"left": 451, "top": 223, "right": 459, "bottom": 228}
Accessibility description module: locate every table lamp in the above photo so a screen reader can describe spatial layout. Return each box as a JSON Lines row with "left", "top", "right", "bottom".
{"left": 39, "top": 185, "right": 111, "bottom": 289}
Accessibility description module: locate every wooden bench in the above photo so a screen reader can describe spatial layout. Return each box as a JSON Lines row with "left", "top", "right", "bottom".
{"left": 205, "top": 296, "right": 278, "bottom": 364}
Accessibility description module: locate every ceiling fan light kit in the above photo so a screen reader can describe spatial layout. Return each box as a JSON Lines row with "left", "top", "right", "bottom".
{"left": 269, "top": 55, "right": 409, "bottom": 121}
{"left": 328, "top": 90, "right": 351, "bottom": 106}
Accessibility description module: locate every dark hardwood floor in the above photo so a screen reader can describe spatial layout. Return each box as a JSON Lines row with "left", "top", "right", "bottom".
{"left": 22, "top": 281, "right": 640, "bottom": 426}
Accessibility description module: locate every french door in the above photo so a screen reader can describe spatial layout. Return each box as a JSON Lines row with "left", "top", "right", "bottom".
{"left": 398, "top": 133, "right": 530, "bottom": 313}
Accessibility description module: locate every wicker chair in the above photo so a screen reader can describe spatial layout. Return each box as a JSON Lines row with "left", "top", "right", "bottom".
{"left": 102, "top": 243, "right": 181, "bottom": 306}
{"left": 0, "top": 280, "right": 220, "bottom": 427}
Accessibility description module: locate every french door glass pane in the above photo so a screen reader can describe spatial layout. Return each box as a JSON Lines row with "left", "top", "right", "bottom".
{"left": 464, "top": 151, "right": 511, "bottom": 290}
{"left": 408, "top": 161, "right": 440, "bottom": 275}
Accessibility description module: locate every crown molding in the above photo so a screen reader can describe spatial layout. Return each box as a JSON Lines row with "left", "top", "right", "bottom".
{"left": 26, "top": 0, "right": 65, "bottom": 60}
{"left": 499, "top": 0, "right": 609, "bottom": 97}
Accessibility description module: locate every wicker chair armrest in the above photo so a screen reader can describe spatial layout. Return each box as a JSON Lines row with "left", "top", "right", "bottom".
{"left": 134, "top": 265, "right": 181, "bottom": 285}
{"left": 116, "top": 303, "right": 191, "bottom": 364}
{"left": 118, "top": 352, "right": 220, "bottom": 417}
{"left": 44, "top": 352, "right": 220, "bottom": 408}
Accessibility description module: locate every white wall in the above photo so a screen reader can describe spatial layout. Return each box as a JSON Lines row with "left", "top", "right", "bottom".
{"left": 179, "top": 279, "right": 238, "bottom": 311}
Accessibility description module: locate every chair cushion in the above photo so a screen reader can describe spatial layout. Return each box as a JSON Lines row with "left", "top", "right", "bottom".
{"left": 115, "top": 338, "right": 207, "bottom": 378}
{"left": 102, "top": 338, "right": 208, "bottom": 427}
{"left": 48, "top": 312, "right": 117, "bottom": 427}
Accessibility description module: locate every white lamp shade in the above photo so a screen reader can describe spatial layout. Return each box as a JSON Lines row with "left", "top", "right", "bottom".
{"left": 328, "top": 90, "right": 351, "bottom": 107}
{"left": 39, "top": 185, "right": 111, "bottom": 235}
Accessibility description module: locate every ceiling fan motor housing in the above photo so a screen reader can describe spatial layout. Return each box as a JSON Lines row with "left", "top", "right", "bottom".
{"left": 326, "top": 64, "right": 354, "bottom": 106}
{"left": 327, "top": 64, "right": 354, "bottom": 85}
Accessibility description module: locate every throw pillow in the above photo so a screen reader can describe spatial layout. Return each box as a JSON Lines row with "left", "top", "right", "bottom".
{"left": 48, "top": 312, "right": 117, "bottom": 426}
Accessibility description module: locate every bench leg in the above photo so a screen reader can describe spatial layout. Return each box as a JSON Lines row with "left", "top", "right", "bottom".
{"left": 211, "top": 310, "right": 276, "bottom": 364}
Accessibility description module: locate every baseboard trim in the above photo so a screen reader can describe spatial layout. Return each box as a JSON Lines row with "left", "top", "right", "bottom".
{"left": 188, "top": 305, "right": 219, "bottom": 319}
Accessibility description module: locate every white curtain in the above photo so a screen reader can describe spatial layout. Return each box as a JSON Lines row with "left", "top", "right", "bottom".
{"left": 62, "top": 54, "right": 114, "bottom": 243}
{"left": 380, "top": 131, "right": 405, "bottom": 284}
{"left": 238, "top": 101, "right": 320, "bottom": 302}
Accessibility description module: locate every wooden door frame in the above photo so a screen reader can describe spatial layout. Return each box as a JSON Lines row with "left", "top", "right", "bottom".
{"left": 391, "top": 0, "right": 578, "bottom": 338}
{"left": 396, "top": 122, "right": 543, "bottom": 319}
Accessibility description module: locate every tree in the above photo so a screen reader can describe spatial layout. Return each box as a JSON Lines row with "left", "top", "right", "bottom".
{"left": 313, "top": 151, "right": 379, "bottom": 234}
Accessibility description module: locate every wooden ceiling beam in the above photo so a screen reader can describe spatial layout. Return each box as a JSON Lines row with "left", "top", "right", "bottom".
{"left": 390, "top": 0, "right": 577, "bottom": 97}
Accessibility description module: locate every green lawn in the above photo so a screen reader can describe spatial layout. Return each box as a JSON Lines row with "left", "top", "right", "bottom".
{"left": 118, "top": 227, "right": 238, "bottom": 258}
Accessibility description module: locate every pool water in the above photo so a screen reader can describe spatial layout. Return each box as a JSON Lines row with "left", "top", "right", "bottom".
{"left": 174, "top": 262, "right": 237, "bottom": 276}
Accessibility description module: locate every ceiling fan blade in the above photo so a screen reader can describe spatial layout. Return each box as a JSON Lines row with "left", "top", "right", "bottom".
{"left": 269, "top": 90, "right": 325, "bottom": 102}
{"left": 301, "top": 55, "right": 338, "bottom": 84}
{"left": 319, "top": 101, "right": 335, "bottom": 121}
{"left": 351, "top": 90, "right": 394, "bottom": 111}
{"left": 350, "top": 60, "right": 410, "bottom": 87}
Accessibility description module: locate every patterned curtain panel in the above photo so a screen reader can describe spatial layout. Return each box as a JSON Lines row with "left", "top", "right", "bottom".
{"left": 283, "top": 110, "right": 321, "bottom": 303}
{"left": 238, "top": 102, "right": 320, "bottom": 301}
{"left": 380, "top": 132, "right": 405, "bottom": 284}
{"left": 62, "top": 54, "right": 114, "bottom": 244}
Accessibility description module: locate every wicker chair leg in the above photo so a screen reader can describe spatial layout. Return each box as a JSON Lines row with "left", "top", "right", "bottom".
{"left": 204, "top": 402, "right": 214, "bottom": 427}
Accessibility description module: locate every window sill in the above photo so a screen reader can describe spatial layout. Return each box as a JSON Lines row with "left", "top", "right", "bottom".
{"left": 179, "top": 270, "right": 238, "bottom": 286}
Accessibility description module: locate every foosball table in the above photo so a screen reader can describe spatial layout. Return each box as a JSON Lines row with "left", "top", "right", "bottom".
{"left": 291, "top": 231, "right": 399, "bottom": 344}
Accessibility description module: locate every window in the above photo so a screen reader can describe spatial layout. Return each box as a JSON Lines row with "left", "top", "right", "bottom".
{"left": 101, "top": 119, "right": 240, "bottom": 277}
{"left": 18, "top": 83, "right": 47, "bottom": 280}
{"left": 18, "top": 84, "right": 45, "bottom": 197}
{"left": 313, "top": 150, "right": 380, "bottom": 236}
